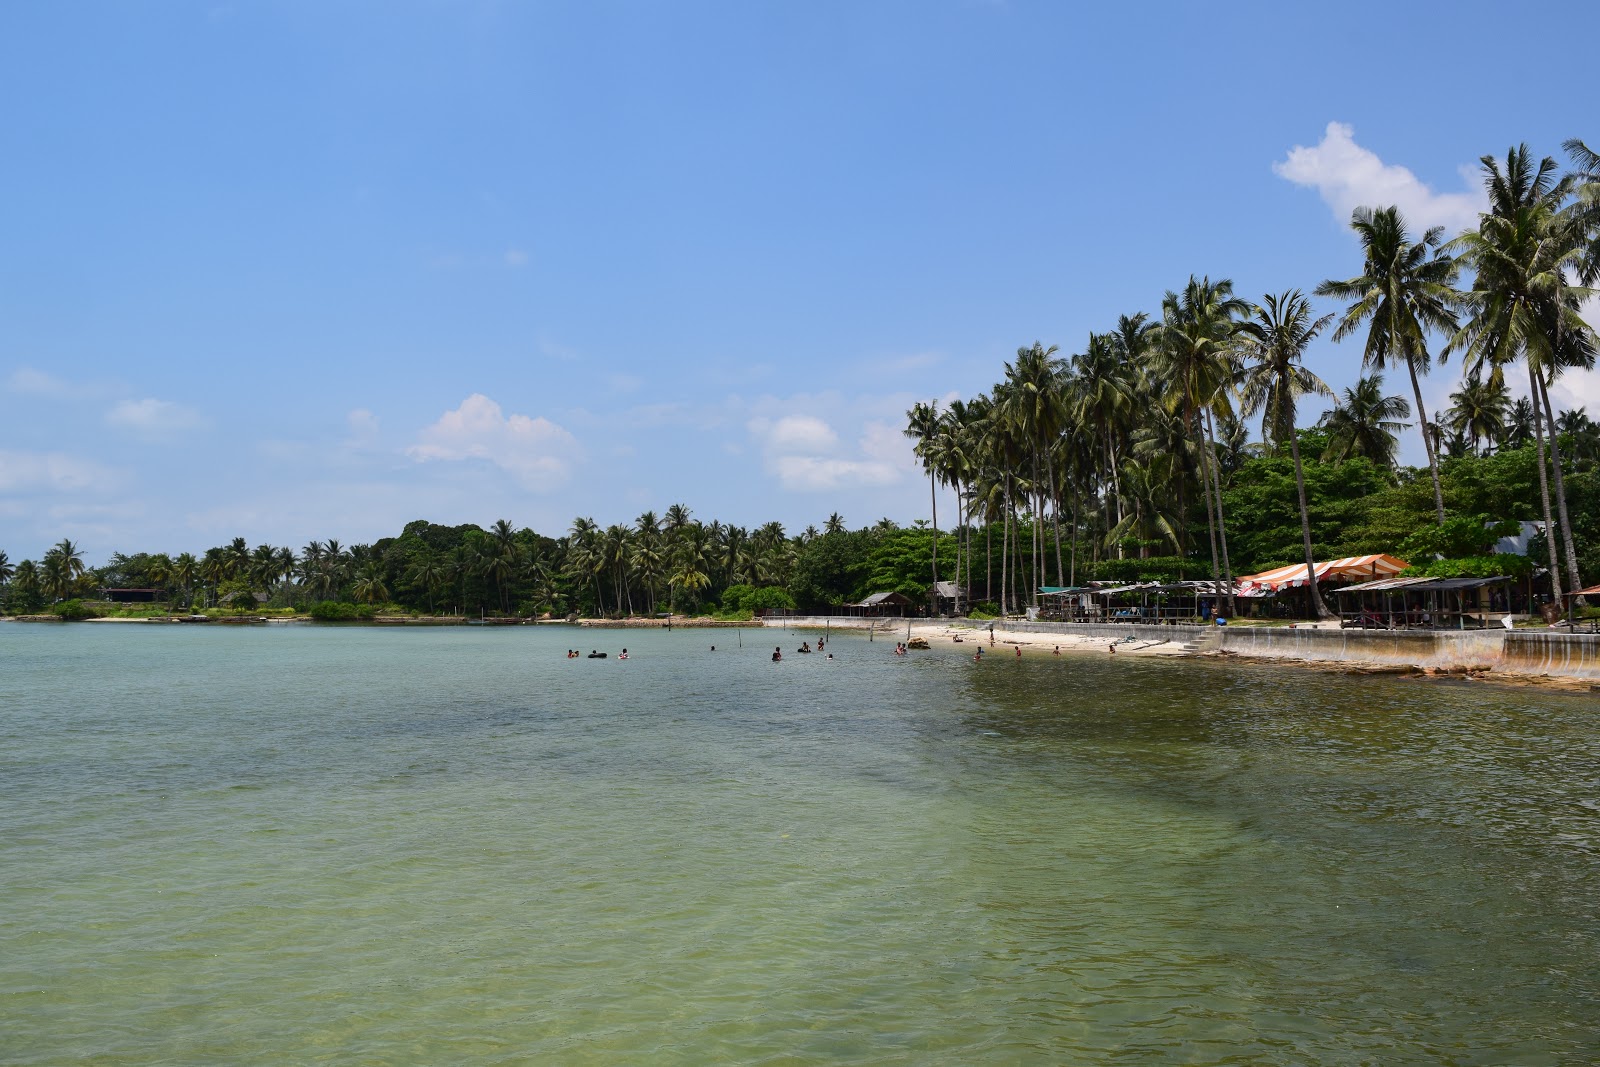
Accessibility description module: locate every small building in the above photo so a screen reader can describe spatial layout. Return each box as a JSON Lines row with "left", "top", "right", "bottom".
{"left": 845, "top": 591, "right": 915, "bottom": 617}
{"left": 219, "top": 591, "right": 270, "bottom": 607}
{"left": 102, "top": 588, "right": 163, "bottom": 603}
{"left": 932, "top": 581, "right": 967, "bottom": 615}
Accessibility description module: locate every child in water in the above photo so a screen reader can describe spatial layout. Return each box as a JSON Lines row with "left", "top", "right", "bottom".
{"left": 772, "top": 646, "right": 782, "bottom": 662}
{"left": 618, "top": 649, "right": 628, "bottom": 660}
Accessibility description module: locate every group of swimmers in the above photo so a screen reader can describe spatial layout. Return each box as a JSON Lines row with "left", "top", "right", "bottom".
{"left": 566, "top": 649, "right": 628, "bottom": 660}
{"left": 772, "top": 638, "right": 834, "bottom": 662}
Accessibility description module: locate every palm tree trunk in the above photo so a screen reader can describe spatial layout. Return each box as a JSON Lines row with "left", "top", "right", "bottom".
{"left": 1528, "top": 365, "right": 1565, "bottom": 603}
{"left": 1537, "top": 375, "right": 1584, "bottom": 595}
{"left": 1203, "top": 408, "right": 1239, "bottom": 617}
{"left": 985, "top": 515, "right": 993, "bottom": 605}
{"left": 1287, "top": 420, "right": 1333, "bottom": 620}
{"left": 929, "top": 471, "right": 939, "bottom": 616}
{"left": 1407, "top": 356, "right": 1447, "bottom": 525}
{"left": 1048, "top": 451, "right": 1065, "bottom": 588}
{"left": 1194, "top": 412, "right": 1222, "bottom": 596}
{"left": 1069, "top": 491, "right": 1079, "bottom": 587}
{"left": 1000, "top": 480, "right": 1012, "bottom": 614}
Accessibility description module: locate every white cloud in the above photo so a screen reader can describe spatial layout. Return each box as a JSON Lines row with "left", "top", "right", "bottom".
{"left": 504, "top": 249, "right": 528, "bottom": 267}
{"left": 105, "top": 397, "right": 210, "bottom": 436}
{"left": 0, "top": 449, "right": 118, "bottom": 492}
{"left": 346, "top": 408, "right": 380, "bottom": 445}
{"left": 747, "top": 413, "right": 904, "bottom": 490}
{"left": 405, "top": 393, "right": 580, "bottom": 490}
{"left": 6, "top": 367, "right": 72, "bottom": 395}
{"left": 1274, "top": 122, "right": 1484, "bottom": 233}
{"left": 749, "top": 414, "right": 839, "bottom": 453}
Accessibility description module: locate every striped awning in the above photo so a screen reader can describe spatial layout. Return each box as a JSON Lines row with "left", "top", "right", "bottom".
{"left": 1237, "top": 554, "right": 1409, "bottom": 593}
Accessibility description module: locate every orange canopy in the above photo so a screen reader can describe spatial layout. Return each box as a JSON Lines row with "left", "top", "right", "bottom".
{"left": 1237, "top": 554, "right": 1409, "bottom": 593}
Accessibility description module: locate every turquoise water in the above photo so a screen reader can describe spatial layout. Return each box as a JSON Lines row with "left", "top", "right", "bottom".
{"left": 3, "top": 623, "right": 1599, "bottom": 1065}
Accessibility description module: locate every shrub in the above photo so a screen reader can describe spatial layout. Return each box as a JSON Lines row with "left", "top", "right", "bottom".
{"left": 52, "top": 599, "right": 97, "bottom": 620}
{"left": 308, "top": 600, "right": 376, "bottom": 621}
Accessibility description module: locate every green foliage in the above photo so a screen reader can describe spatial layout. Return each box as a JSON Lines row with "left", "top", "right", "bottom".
{"left": 1085, "top": 556, "right": 1190, "bottom": 583}
{"left": 1396, "top": 515, "right": 1520, "bottom": 561}
{"left": 1405, "top": 555, "right": 1533, "bottom": 579}
{"left": 308, "top": 600, "right": 377, "bottom": 621}
{"left": 51, "top": 599, "right": 96, "bottom": 620}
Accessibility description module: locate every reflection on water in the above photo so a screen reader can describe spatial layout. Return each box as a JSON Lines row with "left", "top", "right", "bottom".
{"left": 2, "top": 624, "right": 1598, "bottom": 1064}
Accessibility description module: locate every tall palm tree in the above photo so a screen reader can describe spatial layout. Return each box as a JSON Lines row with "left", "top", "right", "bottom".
{"left": 1153, "top": 276, "right": 1248, "bottom": 614}
{"left": 1238, "top": 290, "right": 1336, "bottom": 620}
{"left": 1003, "top": 342, "right": 1068, "bottom": 602}
{"left": 824, "top": 512, "right": 845, "bottom": 535}
{"left": 352, "top": 561, "right": 390, "bottom": 605}
{"left": 0, "top": 549, "right": 13, "bottom": 589}
{"left": 1504, "top": 397, "right": 1538, "bottom": 450}
{"left": 1564, "top": 138, "right": 1600, "bottom": 284}
{"left": 1072, "top": 332, "right": 1136, "bottom": 560}
{"left": 1317, "top": 375, "right": 1411, "bottom": 468}
{"left": 1317, "top": 206, "right": 1461, "bottom": 525}
{"left": 903, "top": 399, "right": 943, "bottom": 613}
{"left": 1450, "top": 145, "right": 1597, "bottom": 597}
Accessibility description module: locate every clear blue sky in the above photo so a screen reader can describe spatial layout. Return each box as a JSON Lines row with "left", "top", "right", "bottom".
{"left": 2, "top": 1, "right": 1595, "bottom": 561}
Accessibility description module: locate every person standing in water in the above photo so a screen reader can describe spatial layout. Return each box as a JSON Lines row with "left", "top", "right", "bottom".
{"left": 772, "top": 646, "right": 782, "bottom": 662}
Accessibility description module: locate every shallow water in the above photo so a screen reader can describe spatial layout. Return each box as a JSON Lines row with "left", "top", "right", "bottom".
{"left": 2, "top": 623, "right": 1599, "bottom": 1064}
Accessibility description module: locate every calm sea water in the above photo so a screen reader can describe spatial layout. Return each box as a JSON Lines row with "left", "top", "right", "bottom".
{"left": 3, "top": 623, "right": 1599, "bottom": 1065}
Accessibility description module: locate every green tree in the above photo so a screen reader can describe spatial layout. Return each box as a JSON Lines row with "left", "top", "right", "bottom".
{"left": 1238, "top": 291, "right": 1337, "bottom": 619}
{"left": 1317, "top": 206, "right": 1462, "bottom": 524}
{"left": 1317, "top": 374, "right": 1410, "bottom": 468}
{"left": 1450, "top": 145, "right": 1598, "bottom": 595}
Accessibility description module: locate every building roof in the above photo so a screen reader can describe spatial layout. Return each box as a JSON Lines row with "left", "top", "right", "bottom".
{"left": 1237, "top": 554, "right": 1409, "bottom": 592}
{"left": 1337, "top": 574, "right": 1512, "bottom": 594}
{"left": 856, "top": 591, "right": 913, "bottom": 607}
{"left": 932, "top": 581, "right": 963, "bottom": 598}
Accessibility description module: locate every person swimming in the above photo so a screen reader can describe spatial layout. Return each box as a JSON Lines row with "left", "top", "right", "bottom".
{"left": 618, "top": 648, "right": 628, "bottom": 660}
{"left": 826, "top": 652, "right": 834, "bottom": 660}
{"left": 798, "top": 641, "right": 811, "bottom": 653}
{"left": 772, "top": 646, "right": 782, "bottom": 662}
{"left": 710, "top": 645, "right": 716, "bottom": 651}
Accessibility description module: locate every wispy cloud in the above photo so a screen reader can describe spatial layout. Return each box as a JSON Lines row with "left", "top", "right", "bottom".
{"left": 504, "top": 248, "right": 529, "bottom": 267}
{"left": 406, "top": 393, "right": 581, "bottom": 490}
{"left": 1274, "top": 122, "right": 1484, "bottom": 233}
{"left": 6, "top": 367, "right": 74, "bottom": 396}
{"left": 0, "top": 449, "right": 119, "bottom": 493}
{"left": 105, "top": 397, "right": 210, "bottom": 437}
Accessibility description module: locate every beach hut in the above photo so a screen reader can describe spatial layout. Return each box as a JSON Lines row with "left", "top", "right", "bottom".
{"left": 1335, "top": 574, "right": 1514, "bottom": 629}
{"left": 846, "top": 591, "right": 914, "bottom": 618}
{"left": 932, "top": 581, "right": 967, "bottom": 616}
{"left": 1235, "top": 554, "right": 1408, "bottom": 617}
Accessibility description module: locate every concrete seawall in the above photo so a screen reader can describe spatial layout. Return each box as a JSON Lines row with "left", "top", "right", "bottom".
{"left": 1503, "top": 632, "right": 1600, "bottom": 678}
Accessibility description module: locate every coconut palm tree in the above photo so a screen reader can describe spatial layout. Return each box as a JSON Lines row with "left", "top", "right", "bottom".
{"left": 1316, "top": 206, "right": 1461, "bottom": 525}
{"left": 1504, "top": 397, "right": 1537, "bottom": 450}
{"left": 1002, "top": 342, "right": 1068, "bottom": 602}
{"left": 1072, "top": 332, "right": 1136, "bottom": 559}
{"left": 0, "top": 550, "right": 12, "bottom": 589}
{"left": 1238, "top": 290, "right": 1336, "bottom": 619}
{"left": 824, "top": 512, "right": 845, "bottom": 535}
{"left": 1564, "top": 138, "right": 1600, "bottom": 284}
{"left": 1450, "top": 145, "right": 1597, "bottom": 598}
{"left": 352, "top": 561, "right": 390, "bottom": 605}
{"left": 903, "top": 399, "right": 943, "bottom": 613}
{"left": 1318, "top": 375, "right": 1411, "bottom": 468}
{"left": 1152, "top": 276, "right": 1248, "bottom": 614}
{"left": 1445, "top": 373, "right": 1511, "bottom": 456}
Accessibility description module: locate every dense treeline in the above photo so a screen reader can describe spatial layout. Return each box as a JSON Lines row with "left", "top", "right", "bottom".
{"left": 3, "top": 139, "right": 1599, "bottom": 620}
{"left": 901, "top": 140, "right": 1600, "bottom": 619}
